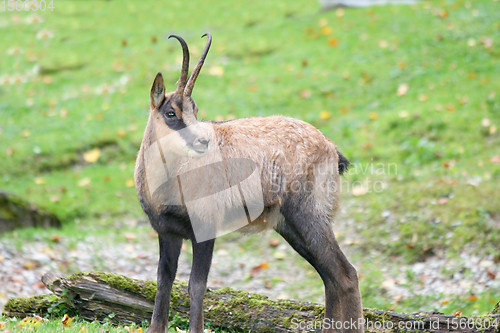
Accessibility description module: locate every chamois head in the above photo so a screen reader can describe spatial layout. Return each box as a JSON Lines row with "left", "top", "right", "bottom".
{"left": 149, "top": 33, "right": 212, "bottom": 157}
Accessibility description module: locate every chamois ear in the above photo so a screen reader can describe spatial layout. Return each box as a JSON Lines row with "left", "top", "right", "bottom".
{"left": 150, "top": 72, "right": 165, "bottom": 109}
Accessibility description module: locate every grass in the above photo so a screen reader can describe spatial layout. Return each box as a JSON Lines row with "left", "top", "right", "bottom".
{"left": 1, "top": 0, "right": 500, "bottom": 330}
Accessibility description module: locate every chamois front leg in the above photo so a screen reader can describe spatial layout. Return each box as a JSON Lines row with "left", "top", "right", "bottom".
{"left": 188, "top": 239, "right": 215, "bottom": 333}
{"left": 147, "top": 234, "right": 183, "bottom": 333}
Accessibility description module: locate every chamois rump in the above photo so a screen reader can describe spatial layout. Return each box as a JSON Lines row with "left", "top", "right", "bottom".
{"left": 134, "top": 33, "right": 364, "bottom": 333}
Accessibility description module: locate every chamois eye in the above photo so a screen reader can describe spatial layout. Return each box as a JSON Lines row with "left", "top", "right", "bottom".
{"left": 167, "top": 111, "right": 176, "bottom": 118}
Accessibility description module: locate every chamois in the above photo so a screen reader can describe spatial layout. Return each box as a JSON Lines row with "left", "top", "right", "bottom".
{"left": 134, "top": 33, "right": 364, "bottom": 333}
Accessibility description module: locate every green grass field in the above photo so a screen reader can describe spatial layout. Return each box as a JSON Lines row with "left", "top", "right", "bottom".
{"left": 1, "top": 0, "right": 499, "bottom": 331}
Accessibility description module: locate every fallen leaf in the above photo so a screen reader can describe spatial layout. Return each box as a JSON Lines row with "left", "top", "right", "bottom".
{"left": 83, "top": 148, "right": 100, "bottom": 163}
{"left": 369, "top": 112, "right": 378, "bottom": 119}
{"left": 264, "top": 281, "right": 273, "bottom": 289}
{"left": 321, "top": 26, "right": 332, "bottom": 35}
{"left": 466, "top": 295, "right": 478, "bottom": 302}
{"left": 453, "top": 311, "right": 462, "bottom": 317}
{"left": 441, "top": 300, "right": 449, "bottom": 305}
{"left": 208, "top": 65, "right": 224, "bottom": 77}
{"left": 299, "top": 89, "right": 311, "bottom": 98}
{"left": 490, "top": 156, "right": 500, "bottom": 163}
{"left": 328, "top": 37, "right": 339, "bottom": 47}
{"left": 352, "top": 186, "right": 368, "bottom": 196}
{"left": 21, "top": 129, "right": 31, "bottom": 137}
{"left": 248, "top": 85, "right": 258, "bottom": 92}
{"left": 24, "top": 261, "right": 37, "bottom": 270}
{"left": 269, "top": 239, "right": 280, "bottom": 247}
{"left": 437, "top": 197, "right": 448, "bottom": 205}
{"left": 397, "top": 83, "right": 409, "bottom": 96}
{"left": 126, "top": 179, "right": 135, "bottom": 187}
{"left": 273, "top": 251, "right": 286, "bottom": 260}
{"left": 51, "top": 235, "right": 61, "bottom": 242}
{"left": 34, "top": 177, "right": 46, "bottom": 185}
{"left": 124, "top": 232, "right": 137, "bottom": 241}
{"left": 117, "top": 129, "right": 126, "bottom": 137}
{"left": 490, "top": 125, "right": 497, "bottom": 134}
{"left": 0, "top": 321, "right": 6, "bottom": 328}
{"left": 336, "top": 8, "right": 345, "bottom": 17}
{"left": 487, "top": 270, "right": 497, "bottom": 279}
{"left": 49, "top": 195, "right": 60, "bottom": 202}
{"left": 61, "top": 314, "right": 74, "bottom": 328}
{"left": 378, "top": 40, "right": 388, "bottom": 48}
{"left": 418, "top": 94, "right": 428, "bottom": 102}
{"left": 250, "top": 262, "right": 269, "bottom": 277}
{"left": 78, "top": 177, "right": 91, "bottom": 187}
{"left": 319, "top": 111, "right": 331, "bottom": 120}
{"left": 79, "top": 325, "right": 87, "bottom": 332}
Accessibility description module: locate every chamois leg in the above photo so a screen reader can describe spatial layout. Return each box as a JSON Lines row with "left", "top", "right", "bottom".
{"left": 188, "top": 239, "right": 215, "bottom": 333}
{"left": 148, "top": 234, "right": 183, "bottom": 333}
{"left": 276, "top": 216, "right": 364, "bottom": 333}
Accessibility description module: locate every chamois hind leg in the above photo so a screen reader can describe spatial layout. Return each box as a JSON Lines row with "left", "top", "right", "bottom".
{"left": 276, "top": 211, "right": 364, "bottom": 333}
{"left": 148, "top": 234, "right": 183, "bottom": 333}
{"left": 188, "top": 239, "right": 215, "bottom": 333}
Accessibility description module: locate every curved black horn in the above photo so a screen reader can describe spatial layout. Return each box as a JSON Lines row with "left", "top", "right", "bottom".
{"left": 184, "top": 33, "right": 212, "bottom": 97}
{"left": 168, "top": 34, "right": 190, "bottom": 100}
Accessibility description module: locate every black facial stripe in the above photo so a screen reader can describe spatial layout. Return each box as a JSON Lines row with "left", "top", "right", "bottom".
{"left": 159, "top": 102, "right": 202, "bottom": 148}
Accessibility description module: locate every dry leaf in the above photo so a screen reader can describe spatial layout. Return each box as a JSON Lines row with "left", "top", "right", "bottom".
{"left": 24, "top": 261, "right": 37, "bottom": 270}
{"left": 328, "top": 38, "right": 339, "bottom": 47}
{"left": 83, "top": 148, "right": 100, "bottom": 163}
{"left": 397, "top": 83, "right": 409, "bottom": 96}
{"left": 269, "top": 239, "right": 280, "bottom": 247}
{"left": 78, "top": 177, "right": 91, "bottom": 187}
{"left": 418, "top": 94, "right": 428, "bottom": 102}
{"left": 352, "top": 186, "right": 368, "bottom": 196}
{"left": 466, "top": 295, "right": 478, "bottom": 302}
{"left": 61, "top": 314, "right": 74, "bottom": 328}
{"left": 319, "top": 111, "right": 331, "bottom": 120}
{"left": 299, "top": 90, "right": 311, "bottom": 98}
{"left": 490, "top": 156, "right": 500, "bottom": 163}
{"left": 453, "top": 311, "right": 462, "bottom": 317}
{"left": 437, "top": 197, "right": 448, "bottom": 205}
{"left": 126, "top": 179, "right": 135, "bottom": 187}
{"left": 378, "top": 40, "right": 388, "bottom": 48}
{"left": 321, "top": 26, "right": 332, "bottom": 35}
{"left": 0, "top": 321, "right": 6, "bottom": 328}
{"left": 124, "top": 232, "right": 137, "bottom": 241}
{"left": 208, "top": 65, "right": 224, "bottom": 77}
{"left": 51, "top": 235, "right": 61, "bottom": 242}
{"left": 34, "top": 177, "right": 46, "bottom": 185}
{"left": 79, "top": 325, "right": 87, "bottom": 332}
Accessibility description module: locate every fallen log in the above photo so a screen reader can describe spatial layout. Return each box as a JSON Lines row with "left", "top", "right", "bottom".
{"left": 2, "top": 271, "right": 499, "bottom": 333}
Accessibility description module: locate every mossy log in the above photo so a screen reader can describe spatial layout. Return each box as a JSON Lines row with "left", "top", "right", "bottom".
{"left": 0, "top": 191, "right": 61, "bottom": 233}
{"left": 3, "top": 271, "right": 499, "bottom": 333}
